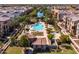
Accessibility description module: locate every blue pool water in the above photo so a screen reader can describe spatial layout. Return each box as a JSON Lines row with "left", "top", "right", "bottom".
{"left": 32, "top": 23, "right": 44, "bottom": 31}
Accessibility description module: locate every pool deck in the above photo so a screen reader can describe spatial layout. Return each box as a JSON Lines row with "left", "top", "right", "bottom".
{"left": 19, "top": 22, "right": 51, "bottom": 45}
{"left": 43, "top": 22, "right": 50, "bottom": 45}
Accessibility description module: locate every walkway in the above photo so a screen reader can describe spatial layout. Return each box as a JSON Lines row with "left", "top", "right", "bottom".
{"left": 17, "top": 30, "right": 25, "bottom": 40}
{"left": 0, "top": 40, "right": 11, "bottom": 54}
{"left": 41, "top": 22, "right": 50, "bottom": 45}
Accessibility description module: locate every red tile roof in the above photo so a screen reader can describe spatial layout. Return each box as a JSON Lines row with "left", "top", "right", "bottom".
{"left": 32, "top": 38, "right": 51, "bottom": 45}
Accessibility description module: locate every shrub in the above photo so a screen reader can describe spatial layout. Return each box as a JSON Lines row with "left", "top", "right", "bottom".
{"left": 61, "top": 44, "right": 72, "bottom": 49}
{"left": 0, "top": 41, "right": 3, "bottom": 46}
{"left": 47, "top": 28, "right": 52, "bottom": 34}
{"left": 57, "top": 39, "right": 61, "bottom": 45}
{"left": 10, "top": 37, "right": 17, "bottom": 46}
{"left": 48, "top": 34, "right": 54, "bottom": 40}
{"left": 60, "top": 35, "right": 71, "bottom": 44}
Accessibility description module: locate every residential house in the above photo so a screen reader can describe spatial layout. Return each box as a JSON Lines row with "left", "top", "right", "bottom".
{"left": 32, "top": 38, "right": 51, "bottom": 51}
{"left": 62, "top": 13, "right": 79, "bottom": 38}
{"left": 0, "top": 16, "right": 12, "bottom": 37}
{"left": 0, "top": 6, "right": 33, "bottom": 38}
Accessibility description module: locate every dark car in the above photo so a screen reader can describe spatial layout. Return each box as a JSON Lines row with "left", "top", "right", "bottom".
{"left": 25, "top": 49, "right": 33, "bottom": 54}
{"left": 24, "top": 48, "right": 33, "bottom": 54}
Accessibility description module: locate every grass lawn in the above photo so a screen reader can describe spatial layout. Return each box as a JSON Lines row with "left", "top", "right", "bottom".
{"left": 37, "top": 48, "right": 76, "bottom": 54}
{"left": 37, "top": 46, "right": 76, "bottom": 54}
{"left": 5, "top": 46, "right": 23, "bottom": 54}
{"left": 49, "top": 49, "right": 76, "bottom": 54}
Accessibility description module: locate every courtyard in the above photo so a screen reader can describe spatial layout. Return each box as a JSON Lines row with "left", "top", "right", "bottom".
{"left": 0, "top": 5, "right": 77, "bottom": 54}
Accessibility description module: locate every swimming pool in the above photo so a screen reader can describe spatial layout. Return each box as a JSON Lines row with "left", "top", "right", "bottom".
{"left": 32, "top": 23, "right": 44, "bottom": 31}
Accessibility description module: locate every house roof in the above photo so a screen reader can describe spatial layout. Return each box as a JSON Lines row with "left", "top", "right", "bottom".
{"left": 0, "top": 16, "right": 10, "bottom": 21}
{"left": 66, "top": 14, "right": 79, "bottom": 22}
{"left": 32, "top": 38, "right": 51, "bottom": 45}
{"left": 59, "top": 10, "right": 72, "bottom": 15}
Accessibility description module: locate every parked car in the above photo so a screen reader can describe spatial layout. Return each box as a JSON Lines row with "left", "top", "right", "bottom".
{"left": 24, "top": 47, "right": 33, "bottom": 54}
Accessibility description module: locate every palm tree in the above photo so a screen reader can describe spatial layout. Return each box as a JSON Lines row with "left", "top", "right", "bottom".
{"left": 18, "top": 35, "right": 29, "bottom": 47}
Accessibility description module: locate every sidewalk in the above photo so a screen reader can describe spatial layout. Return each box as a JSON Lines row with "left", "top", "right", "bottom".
{"left": 0, "top": 40, "right": 11, "bottom": 54}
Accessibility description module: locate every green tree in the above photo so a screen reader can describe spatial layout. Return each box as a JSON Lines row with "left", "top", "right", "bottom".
{"left": 11, "top": 17, "right": 20, "bottom": 29}
{"left": 48, "top": 34, "right": 54, "bottom": 40}
{"left": 29, "top": 9, "right": 37, "bottom": 17}
{"left": 0, "top": 41, "right": 3, "bottom": 46}
{"left": 10, "top": 37, "right": 17, "bottom": 46}
{"left": 18, "top": 35, "right": 29, "bottom": 47}
{"left": 60, "top": 35, "right": 71, "bottom": 44}
{"left": 17, "top": 15, "right": 26, "bottom": 23}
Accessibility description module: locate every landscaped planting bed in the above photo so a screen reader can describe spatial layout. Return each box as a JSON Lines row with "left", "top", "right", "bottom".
{"left": 32, "top": 32, "right": 44, "bottom": 36}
